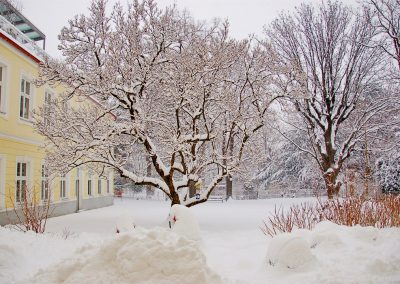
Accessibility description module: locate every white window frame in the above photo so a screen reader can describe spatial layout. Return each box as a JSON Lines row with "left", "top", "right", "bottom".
{"left": 0, "top": 62, "right": 9, "bottom": 115}
{"left": 0, "top": 154, "right": 6, "bottom": 209}
{"left": 15, "top": 157, "right": 32, "bottom": 204}
{"left": 98, "top": 178, "right": 102, "bottom": 195}
{"left": 87, "top": 171, "right": 92, "bottom": 196}
{"left": 19, "top": 76, "right": 34, "bottom": 121}
{"left": 44, "top": 89, "right": 54, "bottom": 126}
{"left": 60, "top": 174, "right": 67, "bottom": 199}
{"left": 41, "top": 162, "right": 49, "bottom": 201}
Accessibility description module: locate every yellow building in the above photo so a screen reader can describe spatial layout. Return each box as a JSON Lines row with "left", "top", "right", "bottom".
{"left": 0, "top": 2, "right": 113, "bottom": 225}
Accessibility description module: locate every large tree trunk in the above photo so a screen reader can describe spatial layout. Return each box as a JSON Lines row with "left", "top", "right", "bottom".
{"left": 323, "top": 170, "right": 341, "bottom": 199}
{"left": 188, "top": 180, "right": 196, "bottom": 198}
{"left": 226, "top": 135, "right": 234, "bottom": 198}
{"left": 146, "top": 156, "right": 153, "bottom": 198}
{"left": 225, "top": 175, "right": 232, "bottom": 199}
{"left": 170, "top": 189, "right": 181, "bottom": 206}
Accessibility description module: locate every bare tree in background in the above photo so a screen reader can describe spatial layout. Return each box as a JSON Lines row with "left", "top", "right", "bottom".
{"left": 35, "top": 0, "right": 277, "bottom": 207}
{"left": 364, "top": 0, "right": 400, "bottom": 72}
{"left": 265, "top": 1, "right": 388, "bottom": 198}
{"left": 363, "top": 0, "right": 400, "bottom": 194}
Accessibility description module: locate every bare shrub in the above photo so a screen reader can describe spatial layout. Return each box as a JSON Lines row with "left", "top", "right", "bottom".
{"left": 262, "top": 195, "right": 400, "bottom": 237}
{"left": 6, "top": 185, "right": 54, "bottom": 233}
{"left": 61, "top": 227, "right": 75, "bottom": 239}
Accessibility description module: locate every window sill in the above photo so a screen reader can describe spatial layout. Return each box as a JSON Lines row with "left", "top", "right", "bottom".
{"left": 18, "top": 117, "right": 33, "bottom": 126}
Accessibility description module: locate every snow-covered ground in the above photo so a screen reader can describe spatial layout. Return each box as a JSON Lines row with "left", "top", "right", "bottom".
{"left": 1, "top": 198, "right": 399, "bottom": 283}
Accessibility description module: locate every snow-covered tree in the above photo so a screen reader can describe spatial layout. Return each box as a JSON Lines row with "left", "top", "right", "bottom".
{"left": 375, "top": 151, "right": 400, "bottom": 192}
{"left": 35, "top": 0, "right": 277, "bottom": 206}
{"left": 363, "top": 0, "right": 400, "bottom": 73}
{"left": 256, "top": 111, "right": 322, "bottom": 194}
{"left": 264, "top": 1, "right": 389, "bottom": 198}
{"left": 363, "top": 0, "right": 400, "bottom": 183}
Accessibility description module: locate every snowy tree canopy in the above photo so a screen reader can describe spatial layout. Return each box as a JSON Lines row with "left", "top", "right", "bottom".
{"left": 35, "top": 0, "right": 278, "bottom": 206}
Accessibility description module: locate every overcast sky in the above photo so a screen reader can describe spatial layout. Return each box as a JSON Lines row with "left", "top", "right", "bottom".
{"left": 18, "top": 0, "right": 357, "bottom": 58}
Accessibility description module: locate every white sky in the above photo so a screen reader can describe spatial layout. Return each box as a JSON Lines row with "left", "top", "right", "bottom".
{"left": 18, "top": 0, "right": 357, "bottom": 58}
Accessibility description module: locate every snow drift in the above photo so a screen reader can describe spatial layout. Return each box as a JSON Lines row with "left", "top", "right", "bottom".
{"left": 267, "top": 233, "right": 314, "bottom": 269}
{"left": 29, "top": 228, "right": 222, "bottom": 284}
{"left": 264, "top": 221, "right": 400, "bottom": 283}
{"left": 169, "top": 204, "right": 201, "bottom": 241}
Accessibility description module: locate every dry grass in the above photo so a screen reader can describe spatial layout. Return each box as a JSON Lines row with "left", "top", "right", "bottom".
{"left": 262, "top": 194, "right": 400, "bottom": 237}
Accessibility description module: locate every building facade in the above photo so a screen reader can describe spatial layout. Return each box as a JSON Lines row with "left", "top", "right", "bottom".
{"left": 0, "top": 2, "right": 113, "bottom": 225}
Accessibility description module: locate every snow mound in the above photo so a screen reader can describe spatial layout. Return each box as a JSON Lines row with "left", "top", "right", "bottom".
{"left": 169, "top": 204, "right": 201, "bottom": 241}
{"left": 265, "top": 221, "right": 400, "bottom": 283}
{"left": 0, "top": 244, "right": 21, "bottom": 281}
{"left": 310, "top": 221, "right": 344, "bottom": 248}
{"left": 29, "top": 227, "right": 222, "bottom": 284}
{"left": 267, "top": 233, "right": 314, "bottom": 269}
{"left": 115, "top": 212, "right": 136, "bottom": 233}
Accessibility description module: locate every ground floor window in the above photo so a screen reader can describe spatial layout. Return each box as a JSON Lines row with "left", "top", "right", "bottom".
{"left": 98, "top": 179, "right": 102, "bottom": 194}
{"left": 41, "top": 164, "right": 49, "bottom": 200}
{"left": 16, "top": 161, "right": 28, "bottom": 203}
{"left": 87, "top": 172, "right": 92, "bottom": 196}
{"left": 60, "top": 174, "right": 67, "bottom": 198}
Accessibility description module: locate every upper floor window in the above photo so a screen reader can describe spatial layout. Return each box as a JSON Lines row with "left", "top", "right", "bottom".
{"left": 20, "top": 78, "right": 31, "bottom": 120}
{"left": 0, "top": 66, "right": 3, "bottom": 112}
{"left": 0, "top": 65, "right": 6, "bottom": 114}
{"left": 44, "top": 91, "right": 53, "bottom": 126}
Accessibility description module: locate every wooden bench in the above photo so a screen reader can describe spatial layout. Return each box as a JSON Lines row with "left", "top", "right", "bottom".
{"left": 208, "top": 195, "right": 224, "bottom": 202}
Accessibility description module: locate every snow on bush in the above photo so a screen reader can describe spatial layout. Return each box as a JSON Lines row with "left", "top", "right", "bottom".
{"left": 169, "top": 204, "right": 201, "bottom": 241}
{"left": 266, "top": 233, "right": 315, "bottom": 269}
{"left": 30, "top": 228, "right": 222, "bottom": 284}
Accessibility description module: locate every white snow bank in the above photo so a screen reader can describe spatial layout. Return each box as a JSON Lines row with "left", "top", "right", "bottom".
{"left": 0, "top": 227, "right": 96, "bottom": 283}
{"left": 115, "top": 212, "right": 136, "bottom": 233}
{"left": 2, "top": 199, "right": 400, "bottom": 284}
{"left": 264, "top": 221, "right": 400, "bottom": 283}
{"left": 267, "top": 233, "right": 314, "bottom": 269}
{"left": 29, "top": 227, "right": 222, "bottom": 284}
{"left": 169, "top": 204, "right": 201, "bottom": 241}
